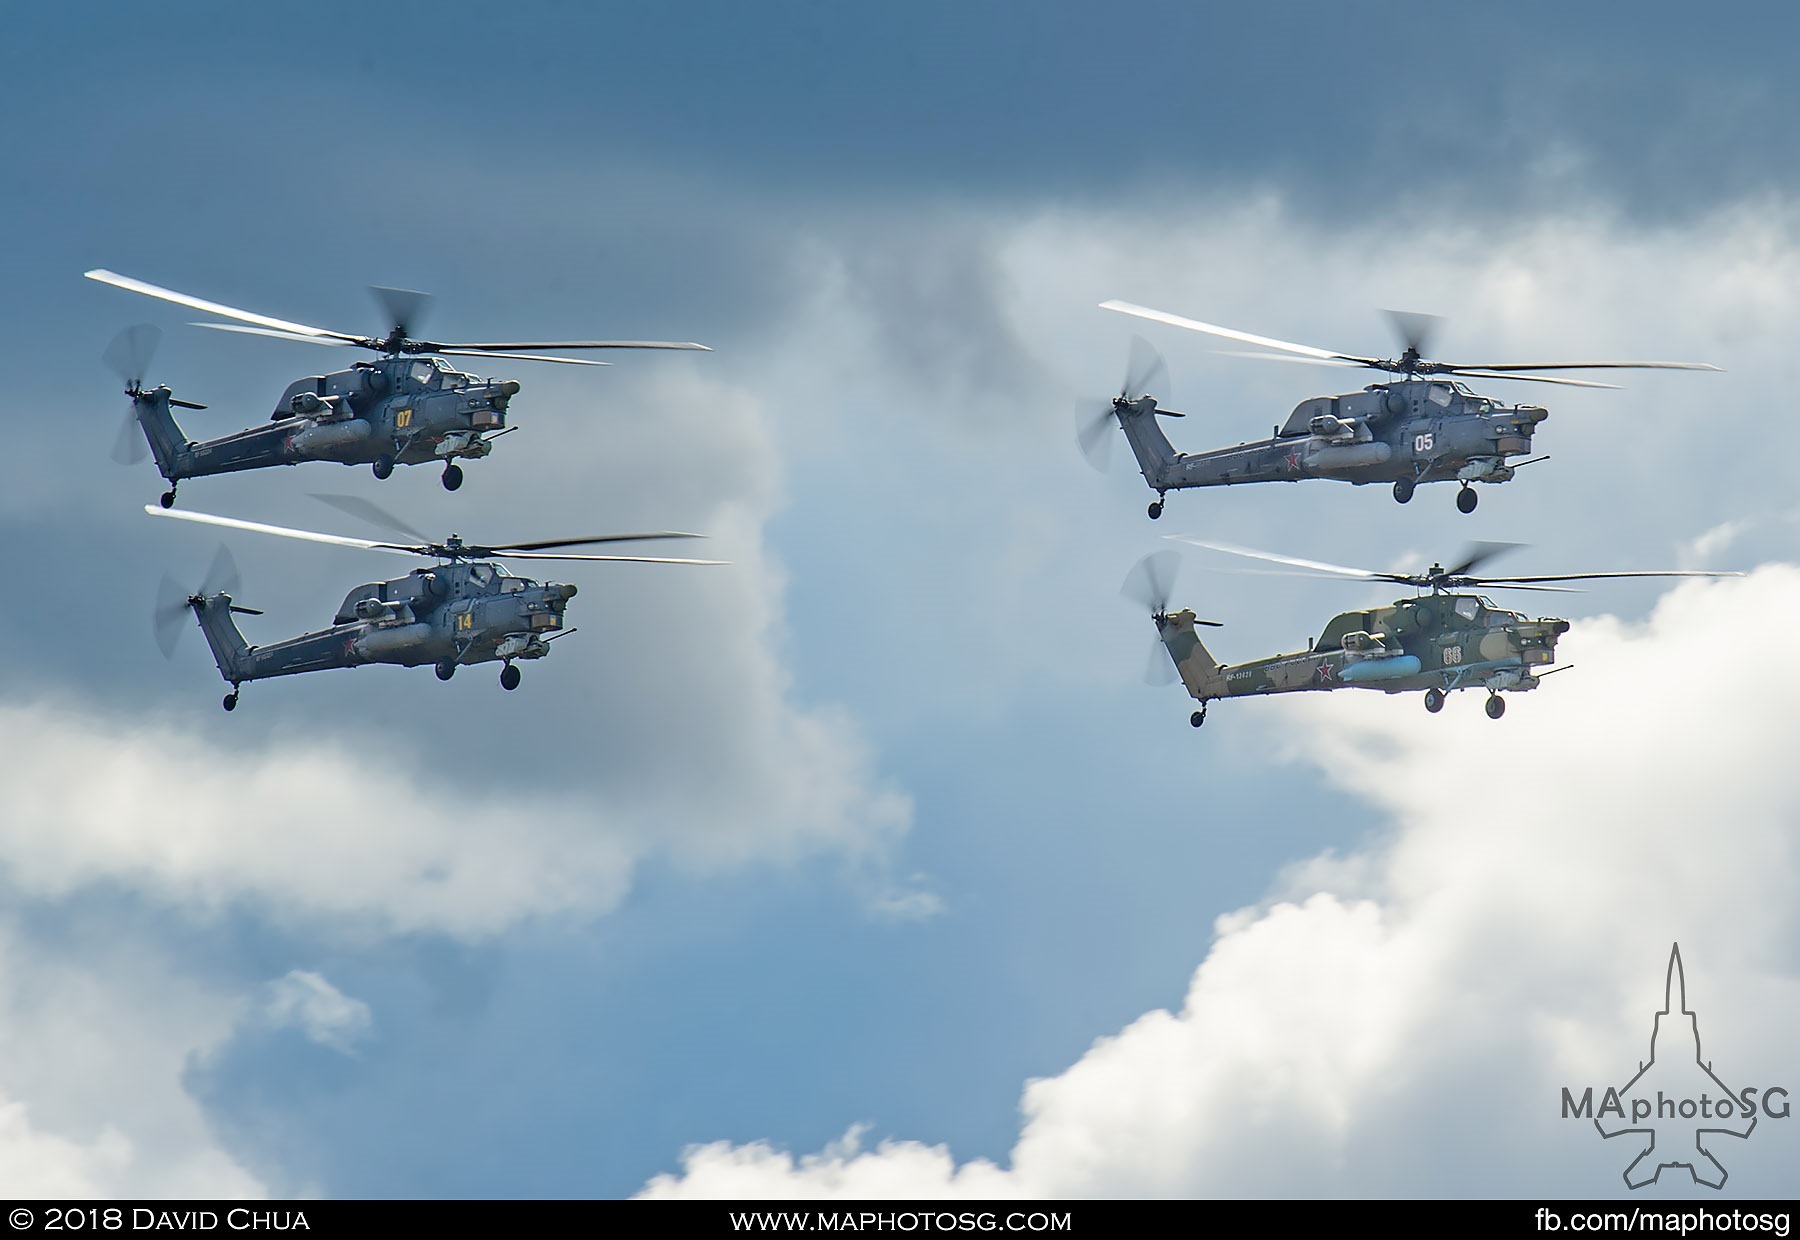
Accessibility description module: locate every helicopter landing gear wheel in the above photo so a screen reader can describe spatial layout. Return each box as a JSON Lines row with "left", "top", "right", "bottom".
{"left": 1148, "top": 499, "right": 1164, "bottom": 520}
{"left": 1424, "top": 687, "right": 1444, "bottom": 713}
{"left": 1190, "top": 707, "right": 1207, "bottom": 728}
{"left": 1485, "top": 694, "right": 1506, "bottom": 719}
{"left": 222, "top": 691, "right": 238, "bottom": 712}
{"left": 1392, "top": 478, "right": 1415, "bottom": 504}
{"left": 441, "top": 464, "right": 463, "bottom": 492}
{"left": 1456, "top": 485, "right": 1478, "bottom": 514}
{"left": 372, "top": 454, "right": 395, "bottom": 481}
{"left": 500, "top": 663, "right": 521, "bottom": 692}
{"left": 159, "top": 489, "right": 177, "bottom": 509}
{"left": 435, "top": 660, "right": 456, "bottom": 682}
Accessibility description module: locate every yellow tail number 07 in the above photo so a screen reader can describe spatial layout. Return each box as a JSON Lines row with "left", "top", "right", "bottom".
{"left": 395, "top": 408, "right": 413, "bottom": 429}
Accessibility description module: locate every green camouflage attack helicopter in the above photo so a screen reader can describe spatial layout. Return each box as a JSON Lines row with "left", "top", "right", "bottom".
{"left": 1124, "top": 543, "right": 1738, "bottom": 726}
{"left": 1083, "top": 304, "right": 1719, "bottom": 518}
{"left": 148, "top": 497, "right": 723, "bottom": 711}
{"left": 90, "top": 270, "right": 709, "bottom": 507}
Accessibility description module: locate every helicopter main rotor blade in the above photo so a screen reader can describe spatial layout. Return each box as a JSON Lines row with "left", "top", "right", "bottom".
{"left": 1443, "top": 542, "right": 1522, "bottom": 579}
{"left": 496, "top": 551, "right": 728, "bottom": 564}
{"left": 1471, "top": 569, "right": 1743, "bottom": 585}
{"left": 1438, "top": 368, "right": 1620, "bottom": 390}
{"left": 428, "top": 340, "right": 710, "bottom": 352}
{"left": 193, "top": 323, "right": 360, "bottom": 348}
{"left": 436, "top": 349, "right": 611, "bottom": 366}
{"left": 1164, "top": 536, "right": 1397, "bottom": 583}
{"left": 310, "top": 493, "right": 433, "bottom": 544}
{"left": 144, "top": 506, "right": 417, "bottom": 556}
{"left": 1101, "top": 300, "right": 1375, "bottom": 366}
{"left": 1383, "top": 309, "right": 1442, "bottom": 360}
{"left": 1210, "top": 350, "right": 1365, "bottom": 370}
{"left": 1438, "top": 359, "right": 1722, "bottom": 374}
{"left": 85, "top": 270, "right": 365, "bottom": 345}
{"left": 371, "top": 286, "right": 433, "bottom": 338}
{"left": 482, "top": 532, "right": 704, "bottom": 553}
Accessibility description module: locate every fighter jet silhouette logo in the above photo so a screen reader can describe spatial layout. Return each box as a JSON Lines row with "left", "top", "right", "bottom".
{"left": 1595, "top": 944, "right": 1756, "bottom": 1189}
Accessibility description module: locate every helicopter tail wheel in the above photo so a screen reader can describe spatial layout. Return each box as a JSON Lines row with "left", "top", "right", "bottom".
{"left": 500, "top": 663, "right": 522, "bottom": 692}
{"left": 1424, "top": 687, "right": 1445, "bottom": 713}
{"left": 441, "top": 464, "right": 464, "bottom": 492}
{"left": 1148, "top": 498, "right": 1165, "bottom": 520}
{"left": 435, "top": 660, "right": 456, "bottom": 682}
{"left": 222, "top": 690, "right": 239, "bottom": 712}
{"left": 159, "top": 489, "right": 177, "bottom": 509}
{"left": 1392, "top": 478, "right": 1415, "bottom": 504}
{"left": 1190, "top": 707, "right": 1207, "bottom": 728}
{"left": 372, "top": 454, "right": 395, "bottom": 481}
{"left": 1456, "top": 486, "right": 1478, "bottom": 514}
{"left": 1485, "top": 694, "right": 1506, "bottom": 719}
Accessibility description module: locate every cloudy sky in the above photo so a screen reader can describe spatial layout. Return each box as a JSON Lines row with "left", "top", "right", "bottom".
{"left": 3, "top": 0, "right": 1799, "bottom": 1200}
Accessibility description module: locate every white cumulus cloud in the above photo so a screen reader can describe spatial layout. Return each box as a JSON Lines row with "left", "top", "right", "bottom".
{"left": 642, "top": 567, "right": 1800, "bottom": 1197}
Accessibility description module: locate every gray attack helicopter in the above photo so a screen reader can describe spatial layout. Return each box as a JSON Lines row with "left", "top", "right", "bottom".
{"left": 89, "top": 269, "right": 709, "bottom": 507}
{"left": 1124, "top": 542, "right": 1738, "bottom": 726}
{"left": 1083, "top": 302, "right": 1719, "bottom": 518}
{"left": 148, "top": 498, "right": 723, "bottom": 711}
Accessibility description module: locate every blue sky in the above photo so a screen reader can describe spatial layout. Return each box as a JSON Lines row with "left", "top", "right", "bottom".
{"left": 3, "top": 1, "right": 1799, "bottom": 1200}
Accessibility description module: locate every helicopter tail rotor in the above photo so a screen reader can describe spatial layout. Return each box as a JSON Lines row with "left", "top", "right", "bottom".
{"left": 1121, "top": 550, "right": 1225, "bottom": 692}
{"left": 104, "top": 325, "right": 161, "bottom": 465}
{"left": 1078, "top": 337, "right": 1179, "bottom": 472}
{"left": 154, "top": 544, "right": 258, "bottom": 658}
{"left": 1121, "top": 548, "right": 1181, "bottom": 619}
{"left": 102, "top": 324, "right": 209, "bottom": 466}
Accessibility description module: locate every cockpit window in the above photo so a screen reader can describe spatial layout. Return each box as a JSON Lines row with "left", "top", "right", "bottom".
{"left": 467, "top": 565, "right": 495, "bottom": 589}
{"left": 409, "top": 361, "right": 439, "bottom": 388}
{"left": 500, "top": 576, "right": 526, "bottom": 593}
{"left": 1428, "top": 384, "right": 1454, "bottom": 407}
{"left": 1454, "top": 597, "right": 1480, "bottom": 621}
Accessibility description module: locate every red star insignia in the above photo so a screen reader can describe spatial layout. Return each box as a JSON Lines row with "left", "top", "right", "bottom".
{"left": 1285, "top": 451, "right": 1303, "bottom": 474}
{"left": 1315, "top": 662, "right": 1336, "bottom": 684}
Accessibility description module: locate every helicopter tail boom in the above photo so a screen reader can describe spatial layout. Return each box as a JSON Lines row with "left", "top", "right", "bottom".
{"left": 1113, "top": 397, "right": 1182, "bottom": 489}
{"left": 191, "top": 595, "right": 253, "bottom": 684}
{"left": 132, "top": 387, "right": 193, "bottom": 482}
{"left": 1158, "top": 609, "right": 1228, "bottom": 702}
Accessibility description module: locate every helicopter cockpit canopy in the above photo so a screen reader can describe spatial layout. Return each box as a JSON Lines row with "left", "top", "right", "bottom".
{"left": 402, "top": 357, "right": 485, "bottom": 390}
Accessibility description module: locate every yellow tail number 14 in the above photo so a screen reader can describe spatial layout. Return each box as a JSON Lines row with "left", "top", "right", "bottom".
{"left": 456, "top": 611, "right": 473, "bottom": 632}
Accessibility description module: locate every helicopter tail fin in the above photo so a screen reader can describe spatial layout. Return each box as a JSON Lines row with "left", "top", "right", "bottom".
{"left": 192, "top": 594, "right": 252, "bottom": 684}
{"left": 132, "top": 387, "right": 191, "bottom": 481}
{"left": 1115, "top": 397, "right": 1180, "bottom": 488}
{"left": 1159, "top": 609, "right": 1228, "bottom": 701}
